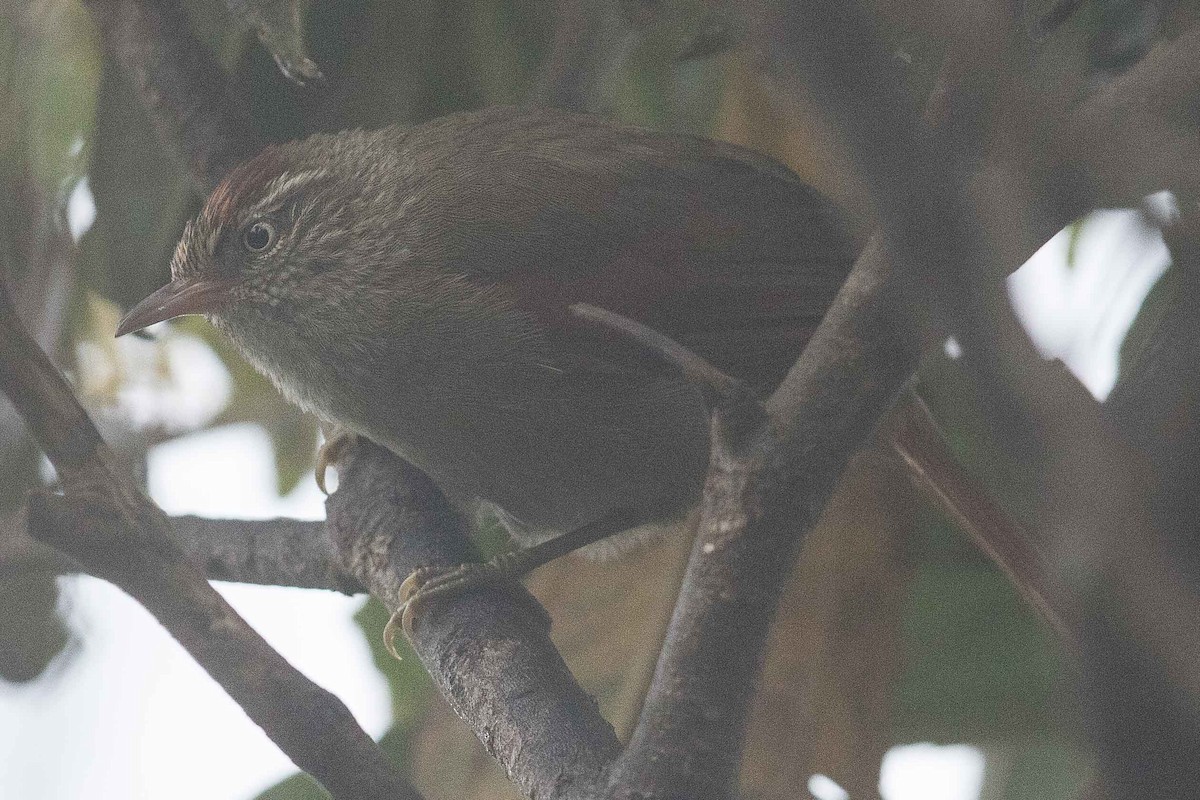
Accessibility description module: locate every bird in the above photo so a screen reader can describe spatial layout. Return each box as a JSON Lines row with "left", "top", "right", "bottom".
{"left": 116, "top": 105, "right": 856, "bottom": 630}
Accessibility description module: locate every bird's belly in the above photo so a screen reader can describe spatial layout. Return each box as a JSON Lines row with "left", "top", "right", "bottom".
{"left": 350, "top": 366, "right": 711, "bottom": 542}
{"left": 224, "top": 314, "right": 709, "bottom": 544}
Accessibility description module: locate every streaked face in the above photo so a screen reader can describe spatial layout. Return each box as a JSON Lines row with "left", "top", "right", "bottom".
{"left": 117, "top": 147, "right": 334, "bottom": 336}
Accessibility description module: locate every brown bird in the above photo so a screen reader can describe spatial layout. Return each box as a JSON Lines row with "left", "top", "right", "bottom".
{"left": 117, "top": 106, "right": 855, "bottom": 627}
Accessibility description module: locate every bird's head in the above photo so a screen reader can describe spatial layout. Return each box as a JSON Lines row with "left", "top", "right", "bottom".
{"left": 116, "top": 130, "right": 405, "bottom": 338}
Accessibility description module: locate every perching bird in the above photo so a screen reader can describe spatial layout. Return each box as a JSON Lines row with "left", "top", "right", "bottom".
{"left": 117, "top": 105, "right": 855, "bottom": 622}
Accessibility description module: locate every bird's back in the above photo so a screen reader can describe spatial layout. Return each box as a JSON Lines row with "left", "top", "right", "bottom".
{"left": 391, "top": 106, "right": 856, "bottom": 394}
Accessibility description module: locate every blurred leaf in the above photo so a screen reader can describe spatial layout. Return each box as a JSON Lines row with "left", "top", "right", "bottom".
{"left": 980, "top": 739, "right": 1091, "bottom": 800}
{"left": 77, "top": 59, "right": 195, "bottom": 311}
{"left": 17, "top": 1, "right": 101, "bottom": 195}
{"left": 893, "top": 554, "right": 1069, "bottom": 741}
{"left": 1117, "top": 262, "right": 1181, "bottom": 384}
{"left": 226, "top": 0, "right": 323, "bottom": 84}
{"left": 0, "top": 565, "right": 71, "bottom": 684}
{"left": 467, "top": 0, "right": 552, "bottom": 107}
{"left": 605, "top": 0, "right": 726, "bottom": 131}
{"left": 254, "top": 772, "right": 329, "bottom": 800}
{"left": 181, "top": 0, "right": 262, "bottom": 67}
{"left": 1, "top": 0, "right": 100, "bottom": 291}
{"left": 0, "top": 0, "right": 100, "bottom": 684}
{"left": 355, "top": 597, "right": 434, "bottom": 733}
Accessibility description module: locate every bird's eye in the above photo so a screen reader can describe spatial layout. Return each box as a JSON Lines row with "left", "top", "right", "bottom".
{"left": 243, "top": 221, "right": 276, "bottom": 253}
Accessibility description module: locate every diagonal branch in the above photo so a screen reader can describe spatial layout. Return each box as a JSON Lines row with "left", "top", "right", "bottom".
{"left": 0, "top": 274, "right": 420, "bottom": 799}
{"left": 603, "top": 4, "right": 1053, "bottom": 797}
{"left": 605, "top": 233, "right": 917, "bottom": 798}
{"left": 325, "top": 438, "right": 623, "bottom": 799}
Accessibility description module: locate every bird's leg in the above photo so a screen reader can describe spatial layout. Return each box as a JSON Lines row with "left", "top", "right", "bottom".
{"left": 384, "top": 507, "right": 642, "bottom": 653}
{"left": 315, "top": 426, "right": 357, "bottom": 495}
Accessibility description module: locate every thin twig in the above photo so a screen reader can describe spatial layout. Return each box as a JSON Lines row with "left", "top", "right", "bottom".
{"left": 889, "top": 391, "right": 1079, "bottom": 648}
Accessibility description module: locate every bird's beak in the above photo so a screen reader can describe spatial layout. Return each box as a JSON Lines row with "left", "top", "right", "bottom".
{"left": 115, "top": 277, "right": 236, "bottom": 337}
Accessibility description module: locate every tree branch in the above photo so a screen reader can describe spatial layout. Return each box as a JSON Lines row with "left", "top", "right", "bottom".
{"left": 601, "top": 5, "right": 1037, "bottom": 797}
{"left": 0, "top": 277, "right": 419, "bottom": 799}
{"left": 966, "top": 150, "right": 1200, "bottom": 799}
{"left": 83, "top": 2, "right": 1200, "bottom": 797}
{"left": 775, "top": 4, "right": 1200, "bottom": 797}
{"left": 1, "top": 513, "right": 358, "bottom": 592}
{"left": 171, "top": 513, "right": 358, "bottom": 591}
{"left": 325, "top": 438, "right": 623, "bottom": 800}
{"left": 1058, "top": 24, "right": 1200, "bottom": 211}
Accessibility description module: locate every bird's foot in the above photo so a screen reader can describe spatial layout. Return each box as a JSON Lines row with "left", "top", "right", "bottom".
{"left": 382, "top": 551, "right": 541, "bottom": 659}
{"left": 315, "top": 428, "right": 357, "bottom": 495}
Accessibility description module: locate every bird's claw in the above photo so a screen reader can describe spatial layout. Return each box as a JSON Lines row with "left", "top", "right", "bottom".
{"left": 382, "top": 556, "right": 524, "bottom": 660}
{"left": 315, "top": 429, "right": 356, "bottom": 495}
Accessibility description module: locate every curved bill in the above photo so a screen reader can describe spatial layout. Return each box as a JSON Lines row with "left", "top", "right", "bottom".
{"left": 115, "top": 277, "right": 235, "bottom": 337}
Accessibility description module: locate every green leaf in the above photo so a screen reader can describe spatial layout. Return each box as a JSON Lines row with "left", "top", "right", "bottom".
{"left": 603, "top": 0, "right": 727, "bottom": 132}
{"left": 16, "top": 0, "right": 101, "bottom": 195}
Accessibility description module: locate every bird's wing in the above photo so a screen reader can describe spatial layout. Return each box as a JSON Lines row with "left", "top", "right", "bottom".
{"left": 403, "top": 107, "right": 856, "bottom": 393}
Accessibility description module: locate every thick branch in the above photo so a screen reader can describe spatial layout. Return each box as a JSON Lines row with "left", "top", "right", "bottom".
{"left": 0, "top": 281, "right": 419, "bottom": 800}
{"left": 1064, "top": 25, "right": 1200, "bottom": 207}
{"left": 326, "top": 439, "right": 622, "bottom": 800}
{"left": 85, "top": 0, "right": 262, "bottom": 192}
{"left": 603, "top": 6, "right": 1028, "bottom": 797}
{"left": 606, "top": 236, "right": 916, "bottom": 798}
